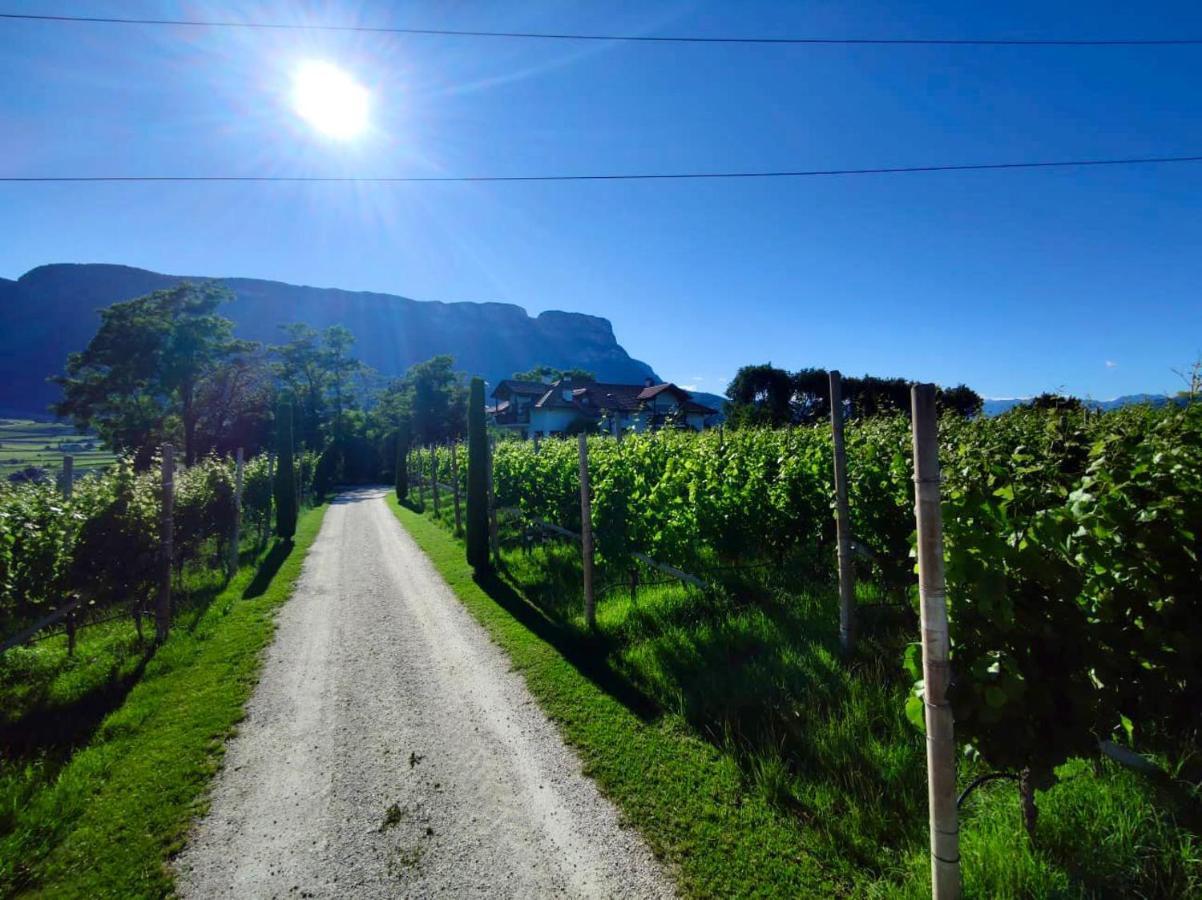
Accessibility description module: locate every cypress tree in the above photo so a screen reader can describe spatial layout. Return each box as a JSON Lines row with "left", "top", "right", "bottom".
{"left": 465, "top": 377, "right": 490, "bottom": 571}
{"left": 274, "top": 398, "right": 298, "bottom": 539}
{"left": 395, "top": 422, "right": 410, "bottom": 501}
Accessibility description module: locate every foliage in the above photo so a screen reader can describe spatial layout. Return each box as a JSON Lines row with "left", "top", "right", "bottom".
{"left": 52, "top": 283, "right": 258, "bottom": 467}
{"left": 375, "top": 354, "right": 467, "bottom": 445}
{"left": 465, "top": 378, "right": 490, "bottom": 572}
{"left": 487, "top": 406, "right": 1201, "bottom": 799}
{"left": 724, "top": 363, "right": 983, "bottom": 427}
{"left": 510, "top": 364, "right": 596, "bottom": 384}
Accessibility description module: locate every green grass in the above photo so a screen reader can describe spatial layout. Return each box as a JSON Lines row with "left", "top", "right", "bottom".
{"left": 0, "top": 420, "right": 116, "bottom": 478}
{"left": 392, "top": 488, "right": 1202, "bottom": 898}
{"left": 0, "top": 504, "right": 327, "bottom": 898}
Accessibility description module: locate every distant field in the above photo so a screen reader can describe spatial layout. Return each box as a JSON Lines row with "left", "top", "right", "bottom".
{"left": 0, "top": 419, "right": 117, "bottom": 478}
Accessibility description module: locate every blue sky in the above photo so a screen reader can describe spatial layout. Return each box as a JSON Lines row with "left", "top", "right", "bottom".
{"left": 2, "top": 1, "right": 1201, "bottom": 400}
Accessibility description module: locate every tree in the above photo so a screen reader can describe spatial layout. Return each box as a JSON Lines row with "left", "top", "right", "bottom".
{"left": 53, "top": 283, "right": 255, "bottom": 467}
{"left": 725, "top": 364, "right": 794, "bottom": 427}
{"left": 465, "top": 377, "right": 490, "bottom": 572}
{"left": 320, "top": 325, "right": 365, "bottom": 442}
{"left": 274, "top": 399, "right": 297, "bottom": 539}
{"left": 511, "top": 364, "right": 595, "bottom": 384}
{"left": 395, "top": 422, "right": 410, "bottom": 501}
{"left": 272, "top": 323, "right": 328, "bottom": 451}
{"left": 376, "top": 355, "right": 467, "bottom": 445}
{"left": 1027, "top": 392, "right": 1083, "bottom": 413}
{"left": 937, "top": 383, "right": 984, "bottom": 417}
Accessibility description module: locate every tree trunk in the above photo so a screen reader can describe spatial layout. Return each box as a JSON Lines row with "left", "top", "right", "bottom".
{"left": 1019, "top": 768, "right": 1038, "bottom": 844}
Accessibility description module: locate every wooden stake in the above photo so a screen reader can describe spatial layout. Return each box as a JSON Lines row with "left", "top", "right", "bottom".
{"left": 830, "top": 370, "right": 856, "bottom": 653}
{"left": 261, "top": 452, "right": 275, "bottom": 546}
{"left": 229, "top": 447, "right": 244, "bottom": 578}
{"left": 910, "top": 384, "right": 960, "bottom": 899}
{"left": 430, "top": 444, "right": 441, "bottom": 516}
{"left": 486, "top": 437, "right": 500, "bottom": 562}
{"left": 156, "top": 444, "right": 175, "bottom": 645}
{"left": 450, "top": 440, "right": 463, "bottom": 534}
{"left": 578, "top": 433, "right": 596, "bottom": 629}
{"left": 60, "top": 455, "right": 74, "bottom": 498}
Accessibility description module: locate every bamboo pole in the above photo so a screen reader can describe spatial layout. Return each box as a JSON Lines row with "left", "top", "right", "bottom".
{"left": 156, "top": 444, "right": 175, "bottom": 645}
{"left": 450, "top": 441, "right": 463, "bottom": 534}
{"left": 910, "top": 384, "right": 960, "bottom": 899}
{"left": 60, "top": 454, "right": 74, "bottom": 498}
{"left": 229, "top": 447, "right": 244, "bottom": 578}
{"left": 830, "top": 370, "right": 856, "bottom": 653}
{"left": 578, "top": 433, "right": 596, "bottom": 628}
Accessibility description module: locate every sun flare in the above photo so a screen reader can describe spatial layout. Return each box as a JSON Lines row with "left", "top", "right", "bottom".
{"left": 291, "top": 60, "right": 370, "bottom": 140}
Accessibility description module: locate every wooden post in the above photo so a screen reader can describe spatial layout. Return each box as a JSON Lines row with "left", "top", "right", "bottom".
{"left": 830, "top": 370, "right": 856, "bottom": 653}
{"left": 910, "top": 384, "right": 960, "bottom": 900}
{"left": 156, "top": 444, "right": 175, "bottom": 645}
{"left": 450, "top": 441, "right": 463, "bottom": 534}
{"left": 229, "top": 447, "right": 244, "bottom": 578}
{"left": 533, "top": 433, "right": 541, "bottom": 454}
{"left": 430, "top": 444, "right": 440, "bottom": 516}
{"left": 630, "top": 567, "right": 639, "bottom": 605}
{"left": 60, "top": 455, "right": 74, "bottom": 498}
{"left": 261, "top": 452, "right": 274, "bottom": 546}
{"left": 578, "top": 433, "right": 596, "bottom": 629}
{"left": 486, "top": 437, "right": 500, "bottom": 562}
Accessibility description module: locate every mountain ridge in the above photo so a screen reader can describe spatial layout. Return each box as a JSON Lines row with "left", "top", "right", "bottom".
{"left": 0, "top": 263, "right": 659, "bottom": 417}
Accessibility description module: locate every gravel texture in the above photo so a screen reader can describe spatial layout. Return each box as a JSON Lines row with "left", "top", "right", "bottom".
{"left": 174, "top": 487, "right": 673, "bottom": 899}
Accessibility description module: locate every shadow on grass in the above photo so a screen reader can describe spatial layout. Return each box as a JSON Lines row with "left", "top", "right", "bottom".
{"left": 470, "top": 567, "right": 661, "bottom": 725}
{"left": 242, "top": 539, "right": 293, "bottom": 600}
{"left": 0, "top": 651, "right": 152, "bottom": 760}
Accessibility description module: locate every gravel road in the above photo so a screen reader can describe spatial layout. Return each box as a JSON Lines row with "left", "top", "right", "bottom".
{"left": 174, "top": 487, "right": 673, "bottom": 899}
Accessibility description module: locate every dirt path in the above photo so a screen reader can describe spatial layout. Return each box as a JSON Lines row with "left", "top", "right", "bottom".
{"left": 174, "top": 487, "right": 672, "bottom": 899}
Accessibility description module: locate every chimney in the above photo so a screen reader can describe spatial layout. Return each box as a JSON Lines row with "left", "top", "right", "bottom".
{"left": 644, "top": 376, "right": 655, "bottom": 388}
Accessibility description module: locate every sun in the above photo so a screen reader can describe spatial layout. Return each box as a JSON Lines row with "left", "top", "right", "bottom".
{"left": 291, "top": 61, "right": 370, "bottom": 140}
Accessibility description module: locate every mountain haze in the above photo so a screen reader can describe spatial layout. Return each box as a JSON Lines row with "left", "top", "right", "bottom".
{"left": 0, "top": 264, "right": 659, "bottom": 418}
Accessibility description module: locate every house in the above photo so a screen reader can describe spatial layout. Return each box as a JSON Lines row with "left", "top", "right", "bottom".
{"left": 488, "top": 377, "right": 719, "bottom": 438}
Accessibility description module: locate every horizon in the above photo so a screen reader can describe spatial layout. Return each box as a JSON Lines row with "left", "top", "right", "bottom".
{"left": 3, "top": 2, "right": 1201, "bottom": 399}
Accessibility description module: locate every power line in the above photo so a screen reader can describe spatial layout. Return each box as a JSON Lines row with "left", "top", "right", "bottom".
{"left": 2, "top": 11, "right": 1200, "bottom": 46}
{"left": 3, "top": 154, "right": 1202, "bottom": 184}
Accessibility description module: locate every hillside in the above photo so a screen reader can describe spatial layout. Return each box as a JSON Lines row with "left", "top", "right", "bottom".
{"left": 0, "top": 264, "right": 658, "bottom": 417}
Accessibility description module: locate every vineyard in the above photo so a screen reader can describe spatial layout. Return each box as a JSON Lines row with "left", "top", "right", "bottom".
{"left": 406, "top": 401, "right": 1201, "bottom": 896}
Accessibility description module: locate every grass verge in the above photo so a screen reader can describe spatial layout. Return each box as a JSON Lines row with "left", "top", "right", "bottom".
{"left": 0, "top": 504, "right": 327, "bottom": 898}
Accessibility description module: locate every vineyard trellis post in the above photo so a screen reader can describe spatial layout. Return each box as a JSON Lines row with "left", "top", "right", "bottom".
{"left": 430, "top": 444, "right": 440, "bottom": 516}
{"left": 486, "top": 437, "right": 500, "bottom": 563}
{"left": 260, "top": 452, "right": 274, "bottom": 546}
{"left": 910, "top": 384, "right": 960, "bottom": 900}
{"left": 829, "top": 370, "right": 856, "bottom": 653}
{"left": 578, "top": 433, "right": 596, "bottom": 628}
{"left": 450, "top": 440, "right": 462, "bottom": 534}
{"left": 156, "top": 443, "right": 175, "bottom": 645}
{"left": 60, "top": 454, "right": 74, "bottom": 498}
{"left": 229, "top": 447, "right": 244, "bottom": 578}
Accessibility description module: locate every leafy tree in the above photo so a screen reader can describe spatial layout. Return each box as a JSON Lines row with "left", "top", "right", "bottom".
{"left": 511, "top": 364, "right": 595, "bottom": 383}
{"left": 725, "top": 364, "right": 794, "bottom": 427}
{"left": 465, "top": 377, "right": 490, "bottom": 572}
{"left": 272, "top": 323, "right": 328, "bottom": 450}
{"left": 376, "top": 355, "right": 467, "bottom": 445}
{"left": 53, "top": 283, "right": 256, "bottom": 467}
{"left": 320, "top": 325, "right": 365, "bottom": 441}
{"left": 937, "top": 383, "right": 984, "bottom": 417}
{"left": 273, "top": 399, "right": 297, "bottom": 539}
{"left": 1026, "top": 392, "right": 1083, "bottom": 413}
